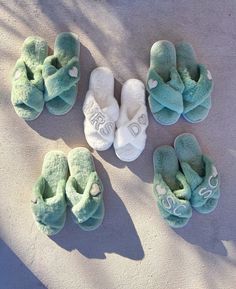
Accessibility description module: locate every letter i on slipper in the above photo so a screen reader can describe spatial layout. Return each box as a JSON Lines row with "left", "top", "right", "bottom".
{"left": 114, "top": 79, "right": 148, "bottom": 162}
{"left": 83, "top": 67, "right": 119, "bottom": 151}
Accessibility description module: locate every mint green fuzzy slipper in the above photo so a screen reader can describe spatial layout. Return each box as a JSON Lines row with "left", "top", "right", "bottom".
{"left": 43, "top": 32, "right": 80, "bottom": 115}
{"left": 66, "top": 147, "right": 104, "bottom": 231}
{"left": 31, "top": 151, "right": 68, "bottom": 235}
{"left": 153, "top": 146, "right": 192, "bottom": 228}
{"left": 174, "top": 133, "right": 220, "bottom": 213}
{"left": 147, "top": 40, "right": 184, "bottom": 125}
{"left": 11, "top": 36, "right": 48, "bottom": 120}
{"left": 176, "top": 42, "right": 213, "bottom": 123}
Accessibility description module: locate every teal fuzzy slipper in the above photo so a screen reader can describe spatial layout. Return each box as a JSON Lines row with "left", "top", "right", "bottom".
{"left": 153, "top": 146, "right": 192, "bottom": 228}
{"left": 176, "top": 42, "right": 213, "bottom": 123}
{"left": 66, "top": 147, "right": 104, "bottom": 231}
{"left": 31, "top": 151, "right": 68, "bottom": 235}
{"left": 147, "top": 40, "right": 184, "bottom": 125}
{"left": 11, "top": 36, "right": 48, "bottom": 120}
{"left": 174, "top": 133, "right": 220, "bottom": 213}
{"left": 43, "top": 32, "right": 80, "bottom": 115}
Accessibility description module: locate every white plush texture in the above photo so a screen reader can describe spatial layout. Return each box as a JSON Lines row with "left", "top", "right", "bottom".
{"left": 114, "top": 79, "right": 148, "bottom": 162}
{"left": 1, "top": 1, "right": 236, "bottom": 289}
{"left": 83, "top": 67, "right": 119, "bottom": 151}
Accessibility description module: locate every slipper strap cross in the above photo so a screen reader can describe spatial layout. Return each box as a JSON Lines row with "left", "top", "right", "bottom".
{"left": 83, "top": 90, "right": 116, "bottom": 144}
{"left": 43, "top": 55, "right": 80, "bottom": 104}
{"left": 12, "top": 61, "right": 44, "bottom": 112}
{"left": 147, "top": 67, "right": 184, "bottom": 114}
{"left": 154, "top": 172, "right": 192, "bottom": 219}
{"left": 115, "top": 105, "right": 148, "bottom": 151}
{"left": 180, "top": 155, "right": 220, "bottom": 210}
{"left": 31, "top": 177, "right": 66, "bottom": 231}
{"left": 180, "top": 64, "right": 213, "bottom": 114}
{"left": 66, "top": 171, "right": 103, "bottom": 224}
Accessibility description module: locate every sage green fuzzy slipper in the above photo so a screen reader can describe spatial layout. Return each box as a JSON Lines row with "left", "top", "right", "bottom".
{"left": 31, "top": 151, "right": 68, "bottom": 235}
{"left": 147, "top": 40, "right": 184, "bottom": 125}
{"left": 176, "top": 42, "right": 213, "bottom": 123}
{"left": 153, "top": 146, "right": 192, "bottom": 228}
{"left": 43, "top": 32, "right": 80, "bottom": 115}
{"left": 11, "top": 36, "right": 48, "bottom": 120}
{"left": 174, "top": 133, "right": 220, "bottom": 213}
{"left": 66, "top": 147, "right": 104, "bottom": 231}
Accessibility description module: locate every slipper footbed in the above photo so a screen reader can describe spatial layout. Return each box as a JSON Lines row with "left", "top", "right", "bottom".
{"left": 150, "top": 40, "right": 176, "bottom": 82}
{"left": 176, "top": 42, "right": 199, "bottom": 81}
{"left": 153, "top": 146, "right": 180, "bottom": 191}
{"left": 41, "top": 151, "right": 68, "bottom": 199}
{"left": 89, "top": 67, "right": 115, "bottom": 109}
{"left": 174, "top": 133, "right": 204, "bottom": 177}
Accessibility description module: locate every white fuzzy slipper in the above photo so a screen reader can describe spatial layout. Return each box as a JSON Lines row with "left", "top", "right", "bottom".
{"left": 83, "top": 67, "right": 119, "bottom": 151}
{"left": 114, "top": 79, "right": 148, "bottom": 162}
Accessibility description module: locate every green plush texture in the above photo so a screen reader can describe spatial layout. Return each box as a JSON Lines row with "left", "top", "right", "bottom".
{"left": 176, "top": 42, "right": 213, "bottom": 123}
{"left": 43, "top": 32, "right": 80, "bottom": 115}
{"left": 66, "top": 147, "right": 104, "bottom": 231}
{"left": 11, "top": 36, "right": 48, "bottom": 120}
{"left": 31, "top": 151, "right": 68, "bottom": 235}
{"left": 174, "top": 133, "right": 220, "bottom": 213}
{"left": 153, "top": 146, "right": 192, "bottom": 228}
{"left": 147, "top": 41, "right": 184, "bottom": 125}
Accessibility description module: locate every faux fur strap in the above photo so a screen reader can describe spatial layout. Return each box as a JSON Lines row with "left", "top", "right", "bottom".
{"left": 147, "top": 67, "right": 184, "bottom": 114}
{"left": 43, "top": 55, "right": 80, "bottom": 101}
{"left": 115, "top": 105, "right": 148, "bottom": 150}
{"left": 180, "top": 64, "right": 213, "bottom": 113}
{"left": 31, "top": 177, "right": 66, "bottom": 227}
{"left": 67, "top": 171, "right": 103, "bottom": 223}
{"left": 181, "top": 155, "right": 220, "bottom": 208}
{"left": 83, "top": 90, "right": 118, "bottom": 143}
{"left": 11, "top": 59, "right": 44, "bottom": 111}
{"left": 153, "top": 172, "right": 192, "bottom": 218}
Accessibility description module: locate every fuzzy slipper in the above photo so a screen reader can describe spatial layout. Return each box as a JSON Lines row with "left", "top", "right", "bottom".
{"left": 11, "top": 36, "right": 48, "bottom": 120}
{"left": 174, "top": 133, "right": 220, "bottom": 213}
{"left": 114, "top": 79, "right": 148, "bottom": 162}
{"left": 31, "top": 151, "right": 68, "bottom": 235}
{"left": 66, "top": 147, "right": 104, "bottom": 231}
{"left": 153, "top": 146, "right": 192, "bottom": 228}
{"left": 147, "top": 40, "right": 184, "bottom": 125}
{"left": 43, "top": 32, "right": 80, "bottom": 115}
{"left": 83, "top": 67, "right": 119, "bottom": 151}
{"left": 176, "top": 42, "right": 213, "bottom": 123}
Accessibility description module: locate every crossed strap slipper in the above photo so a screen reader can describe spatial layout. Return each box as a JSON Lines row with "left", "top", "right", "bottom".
{"left": 43, "top": 32, "right": 80, "bottom": 115}
{"left": 147, "top": 40, "right": 184, "bottom": 125}
{"left": 83, "top": 67, "right": 119, "bottom": 151}
{"left": 176, "top": 42, "right": 213, "bottom": 123}
{"left": 31, "top": 151, "right": 68, "bottom": 235}
{"left": 174, "top": 133, "right": 220, "bottom": 213}
{"left": 114, "top": 79, "right": 148, "bottom": 162}
{"left": 11, "top": 36, "right": 48, "bottom": 120}
{"left": 153, "top": 145, "right": 192, "bottom": 228}
{"left": 66, "top": 147, "right": 104, "bottom": 231}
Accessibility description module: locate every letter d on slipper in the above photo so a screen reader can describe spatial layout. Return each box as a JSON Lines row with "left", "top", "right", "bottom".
{"left": 114, "top": 79, "right": 148, "bottom": 162}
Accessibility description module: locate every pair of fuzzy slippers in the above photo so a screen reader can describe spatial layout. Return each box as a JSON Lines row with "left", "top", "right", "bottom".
{"left": 11, "top": 32, "right": 80, "bottom": 120}
{"left": 83, "top": 67, "right": 149, "bottom": 162}
{"left": 147, "top": 41, "right": 213, "bottom": 125}
{"left": 31, "top": 148, "right": 104, "bottom": 235}
{"left": 153, "top": 133, "right": 220, "bottom": 228}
